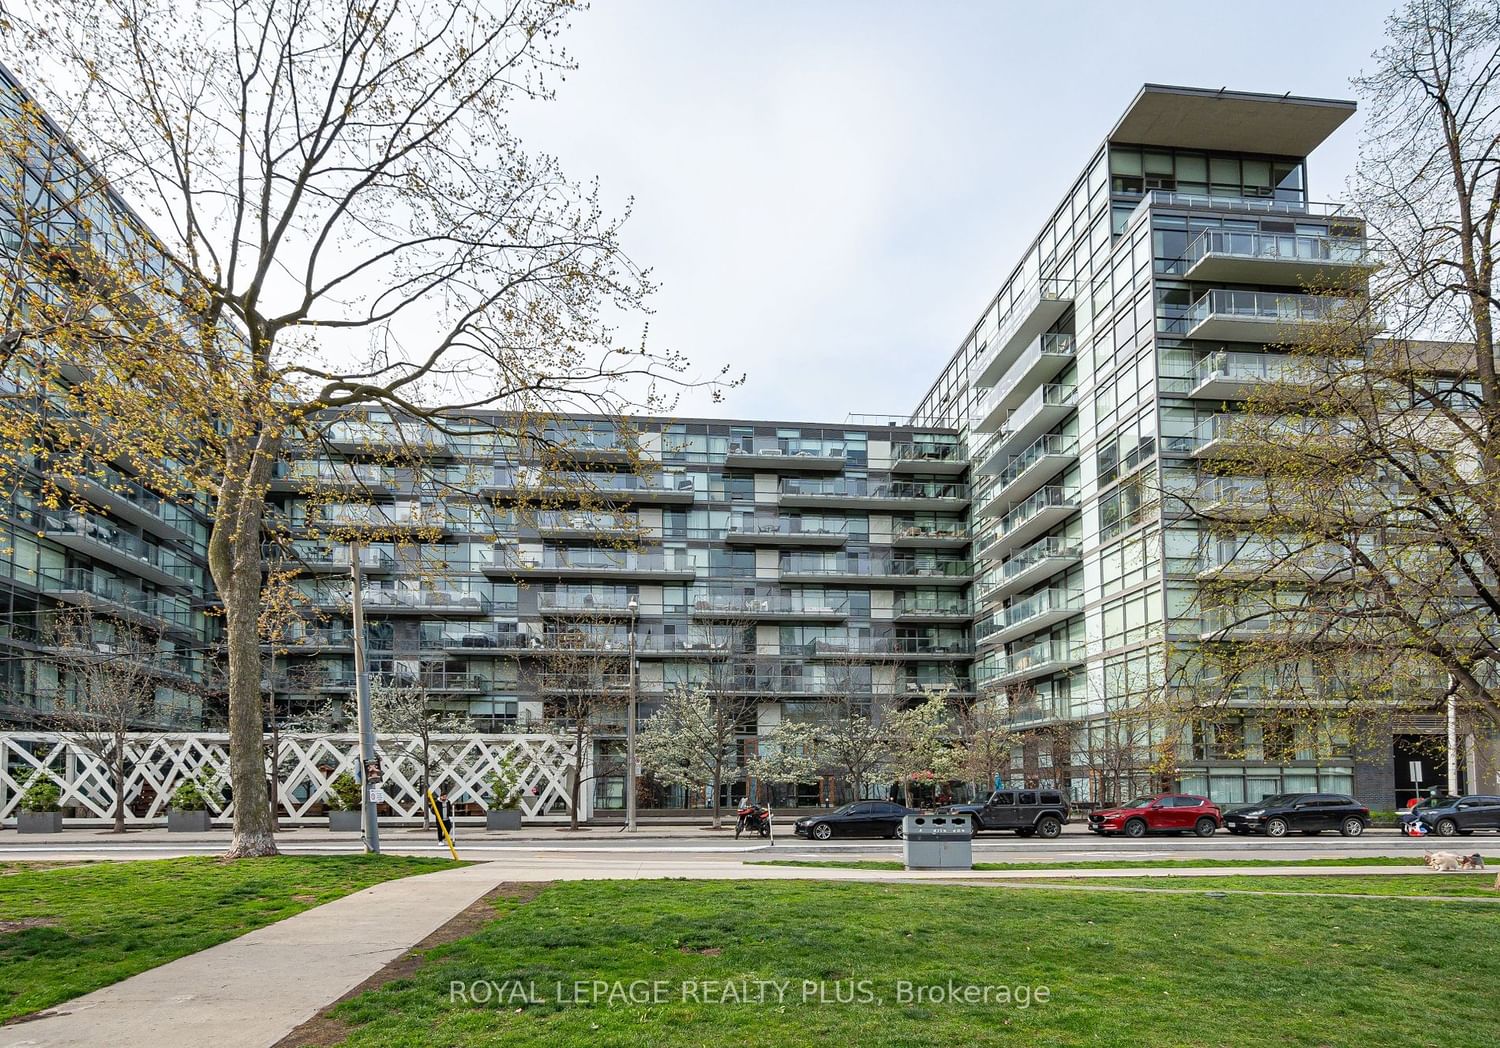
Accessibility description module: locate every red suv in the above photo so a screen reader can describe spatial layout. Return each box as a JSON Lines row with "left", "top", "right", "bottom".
{"left": 1087, "top": 794, "right": 1222, "bottom": 838}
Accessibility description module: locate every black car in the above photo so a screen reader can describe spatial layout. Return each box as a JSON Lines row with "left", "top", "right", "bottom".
{"left": 793, "top": 801, "right": 919, "bottom": 840}
{"left": 938, "top": 789, "right": 1070, "bottom": 838}
{"left": 1222, "top": 793, "right": 1370, "bottom": 837}
{"left": 1408, "top": 795, "right": 1500, "bottom": 837}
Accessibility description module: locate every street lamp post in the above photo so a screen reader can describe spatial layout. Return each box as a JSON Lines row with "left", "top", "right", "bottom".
{"left": 626, "top": 598, "right": 639, "bottom": 832}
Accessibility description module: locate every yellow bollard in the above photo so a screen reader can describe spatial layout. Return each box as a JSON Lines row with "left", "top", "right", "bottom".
{"left": 425, "top": 788, "right": 460, "bottom": 861}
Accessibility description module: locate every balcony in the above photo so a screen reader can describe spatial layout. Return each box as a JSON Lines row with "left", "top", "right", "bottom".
{"left": 1188, "top": 350, "right": 1299, "bottom": 400}
{"left": 273, "top": 461, "right": 387, "bottom": 493}
{"left": 1132, "top": 189, "right": 1350, "bottom": 224}
{"left": 777, "top": 478, "right": 969, "bottom": 511}
{"left": 1195, "top": 541, "right": 1346, "bottom": 583}
{"left": 989, "top": 485, "right": 1079, "bottom": 556}
{"left": 56, "top": 469, "right": 196, "bottom": 542}
{"left": 1190, "top": 476, "right": 1273, "bottom": 519}
{"left": 533, "top": 511, "right": 640, "bottom": 540}
{"left": 889, "top": 442, "right": 969, "bottom": 476}
{"left": 271, "top": 626, "right": 357, "bottom": 653}
{"left": 357, "top": 586, "right": 494, "bottom": 616}
{"left": 980, "top": 537, "right": 1083, "bottom": 604}
{"left": 981, "top": 638, "right": 1086, "bottom": 686}
{"left": 804, "top": 637, "right": 972, "bottom": 659}
{"left": 1184, "top": 229, "right": 1366, "bottom": 287}
{"left": 266, "top": 543, "right": 397, "bottom": 574}
{"left": 315, "top": 502, "right": 451, "bottom": 533}
{"left": 778, "top": 558, "right": 972, "bottom": 586}
{"left": 970, "top": 279, "right": 1075, "bottom": 389}
{"left": 971, "top": 334, "right": 1076, "bottom": 432}
{"left": 891, "top": 597, "right": 971, "bottom": 623}
{"left": 1184, "top": 290, "right": 1351, "bottom": 344}
{"left": 421, "top": 625, "right": 527, "bottom": 652}
{"left": 487, "top": 549, "right": 697, "bottom": 582}
{"left": 725, "top": 441, "right": 847, "bottom": 471}
{"left": 724, "top": 519, "right": 848, "bottom": 547}
{"left": 35, "top": 509, "right": 195, "bottom": 589}
{"left": 980, "top": 587, "right": 1082, "bottom": 646}
{"left": 976, "top": 433, "right": 1079, "bottom": 515}
{"left": 978, "top": 384, "right": 1079, "bottom": 472}
{"left": 487, "top": 470, "right": 696, "bottom": 505}
{"left": 689, "top": 592, "right": 848, "bottom": 621}
{"left": 1187, "top": 414, "right": 1357, "bottom": 459}
{"left": 537, "top": 592, "right": 645, "bottom": 617}
{"left": 889, "top": 522, "right": 970, "bottom": 549}
{"left": 38, "top": 568, "right": 194, "bottom": 635}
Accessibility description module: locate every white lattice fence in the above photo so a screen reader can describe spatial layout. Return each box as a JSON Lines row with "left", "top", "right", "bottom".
{"left": 0, "top": 732, "right": 585, "bottom": 825}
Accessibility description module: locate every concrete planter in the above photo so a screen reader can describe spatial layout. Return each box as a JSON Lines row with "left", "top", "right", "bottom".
{"left": 17, "top": 810, "right": 62, "bottom": 833}
{"left": 167, "top": 809, "right": 212, "bottom": 832}
{"left": 486, "top": 809, "right": 522, "bottom": 831}
{"left": 328, "top": 810, "right": 363, "bottom": 832}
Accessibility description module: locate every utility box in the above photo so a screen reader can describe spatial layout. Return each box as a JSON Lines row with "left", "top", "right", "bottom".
{"left": 902, "top": 814, "right": 973, "bottom": 870}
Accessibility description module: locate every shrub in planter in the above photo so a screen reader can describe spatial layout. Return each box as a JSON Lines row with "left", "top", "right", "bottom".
{"left": 17, "top": 774, "right": 62, "bottom": 833}
{"left": 485, "top": 759, "right": 524, "bottom": 831}
{"left": 327, "top": 772, "right": 364, "bottom": 831}
{"left": 168, "top": 776, "right": 213, "bottom": 832}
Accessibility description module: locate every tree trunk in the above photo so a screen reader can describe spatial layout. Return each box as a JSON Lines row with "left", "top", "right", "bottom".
{"left": 569, "top": 720, "right": 583, "bottom": 830}
{"left": 711, "top": 767, "right": 722, "bottom": 830}
{"left": 112, "top": 748, "right": 126, "bottom": 833}
{"left": 212, "top": 476, "right": 278, "bottom": 859}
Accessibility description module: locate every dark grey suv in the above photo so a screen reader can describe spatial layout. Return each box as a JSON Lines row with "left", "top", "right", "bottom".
{"left": 939, "top": 789, "right": 1070, "bottom": 838}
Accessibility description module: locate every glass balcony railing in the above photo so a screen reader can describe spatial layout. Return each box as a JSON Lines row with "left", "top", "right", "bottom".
{"left": 1000, "top": 587, "right": 1082, "bottom": 629}
{"left": 997, "top": 486, "right": 1079, "bottom": 537}
{"left": 892, "top": 596, "right": 971, "bottom": 617}
{"left": 1184, "top": 289, "right": 1351, "bottom": 332}
{"left": 889, "top": 441, "right": 967, "bottom": 465}
{"left": 1190, "top": 350, "right": 1300, "bottom": 391}
{"left": 37, "top": 567, "right": 193, "bottom": 629}
{"left": 980, "top": 638, "right": 1085, "bottom": 684}
{"left": 538, "top": 591, "right": 640, "bottom": 613}
{"left": 689, "top": 591, "right": 849, "bottom": 616}
{"left": 727, "top": 518, "right": 848, "bottom": 539}
{"left": 976, "top": 333, "right": 1077, "bottom": 408}
{"left": 969, "top": 278, "right": 1075, "bottom": 383}
{"left": 992, "top": 432, "right": 1079, "bottom": 488}
{"left": 779, "top": 556, "right": 970, "bottom": 579}
{"left": 1186, "top": 229, "right": 1365, "bottom": 271}
{"left": 778, "top": 478, "right": 969, "bottom": 500}
{"left": 284, "top": 461, "right": 386, "bottom": 486}
{"left": 1133, "top": 189, "right": 1347, "bottom": 222}
{"left": 498, "top": 549, "right": 695, "bottom": 574}
{"left": 1001, "top": 536, "right": 1082, "bottom": 582}
{"left": 35, "top": 509, "right": 195, "bottom": 582}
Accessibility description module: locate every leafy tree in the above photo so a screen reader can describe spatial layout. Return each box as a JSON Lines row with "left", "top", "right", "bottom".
{"left": 1174, "top": 0, "right": 1500, "bottom": 780}
{"left": 371, "top": 680, "right": 475, "bottom": 829}
{"left": 883, "top": 688, "right": 957, "bottom": 807}
{"left": 0, "top": 0, "right": 732, "bottom": 858}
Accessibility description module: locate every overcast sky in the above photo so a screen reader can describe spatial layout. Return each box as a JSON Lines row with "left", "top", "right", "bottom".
{"left": 505, "top": 0, "right": 1400, "bottom": 424}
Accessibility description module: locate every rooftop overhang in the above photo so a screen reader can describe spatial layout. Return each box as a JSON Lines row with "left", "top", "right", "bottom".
{"left": 1109, "top": 84, "right": 1356, "bottom": 157}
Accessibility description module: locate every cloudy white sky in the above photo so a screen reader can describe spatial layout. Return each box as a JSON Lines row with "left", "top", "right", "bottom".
{"left": 506, "top": 0, "right": 1400, "bottom": 424}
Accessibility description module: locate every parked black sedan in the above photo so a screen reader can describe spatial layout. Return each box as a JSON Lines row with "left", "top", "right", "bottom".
{"left": 1222, "top": 793, "right": 1370, "bottom": 837}
{"left": 793, "top": 801, "right": 919, "bottom": 840}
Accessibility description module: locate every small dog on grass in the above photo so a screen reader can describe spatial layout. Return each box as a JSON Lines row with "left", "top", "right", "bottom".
{"left": 1423, "top": 850, "right": 1486, "bottom": 872}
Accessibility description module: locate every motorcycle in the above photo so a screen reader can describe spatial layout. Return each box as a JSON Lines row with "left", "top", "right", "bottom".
{"left": 735, "top": 801, "right": 772, "bottom": 838}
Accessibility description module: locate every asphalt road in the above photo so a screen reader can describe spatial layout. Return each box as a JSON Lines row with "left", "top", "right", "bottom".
{"left": 1, "top": 825, "right": 1487, "bottom": 864}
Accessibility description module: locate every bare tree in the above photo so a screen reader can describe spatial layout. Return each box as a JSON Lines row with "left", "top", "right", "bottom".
{"left": 806, "top": 654, "right": 893, "bottom": 804}
{"left": 45, "top": 605, "right": 163, "bottom": 832}
{"left": 0, "top": 0, "right": 735, "bottom": 857}
{"left": 953, "top": 695, "right": 1019, "bottom": 800}
{"left": 533, "top": 612, "right": 627, "bottom": 830}
{"left": 1172, "top": 1, "right": 1500, "bottom": 776}
{"left": 371, "top": 679, "right": 475, "bottom": 830}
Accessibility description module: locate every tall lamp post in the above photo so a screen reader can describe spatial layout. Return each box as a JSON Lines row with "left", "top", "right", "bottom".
{"left": 350, "top": 541, "right": 381, "bottom": 854}
{"left": 626, "top": 597, "right": 639, "bottom": 832}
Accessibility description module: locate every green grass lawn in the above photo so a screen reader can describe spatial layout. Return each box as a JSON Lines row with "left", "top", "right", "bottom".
{"left": 319, "top": 879, "right": 1500, "bottom": 1047}
{"left": 0, "top": 855, "right": 457, "bottom": 1021}
{"left": 750, "top": 854, "right": 1486, "bottom": 872}
{"left": 1020, "top": 873, "right": 1500, "bottom": 898}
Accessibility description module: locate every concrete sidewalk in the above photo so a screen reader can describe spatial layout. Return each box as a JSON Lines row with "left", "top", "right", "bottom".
{"left": 0, "top": 862, "right": 510, "bottom": 1048}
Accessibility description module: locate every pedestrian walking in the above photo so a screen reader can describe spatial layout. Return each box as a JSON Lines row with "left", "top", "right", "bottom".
{"left": 432, "top": 791, "right": 455, "bottom": 844}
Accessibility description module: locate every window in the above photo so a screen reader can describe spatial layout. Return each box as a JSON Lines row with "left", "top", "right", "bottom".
{"left": 990, "top": 792, "right": 1015, "bottom": 806}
